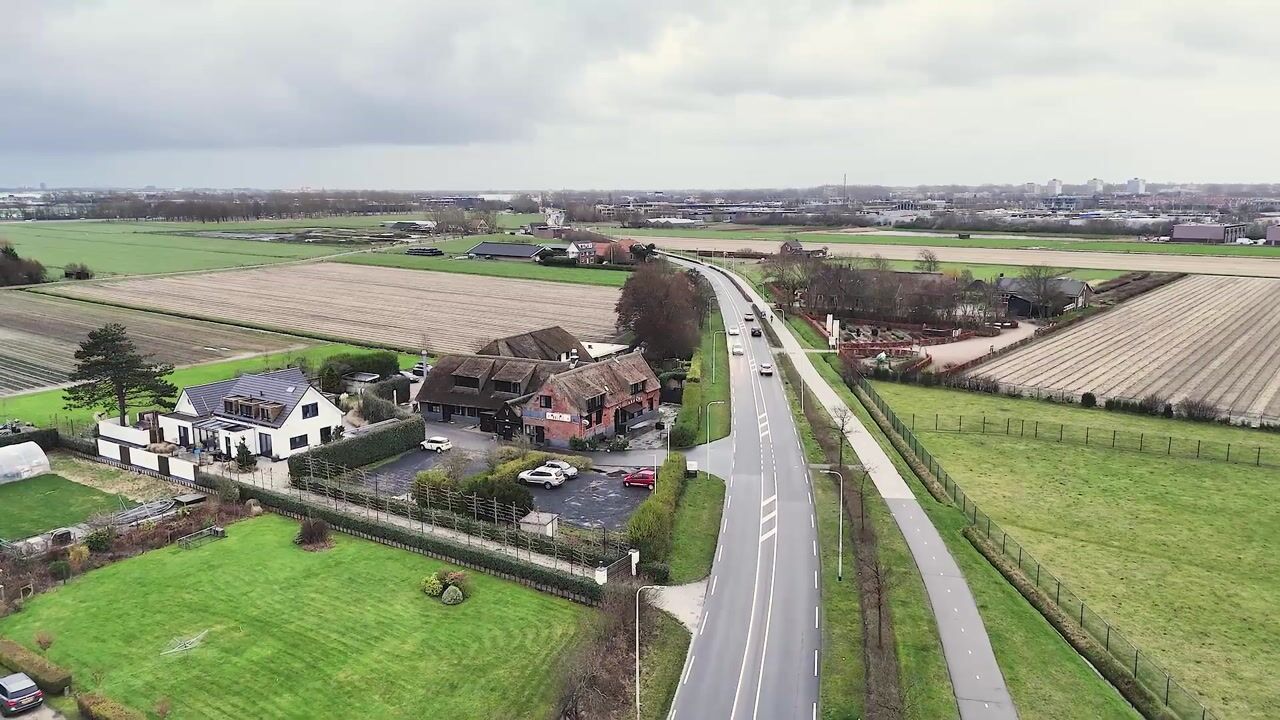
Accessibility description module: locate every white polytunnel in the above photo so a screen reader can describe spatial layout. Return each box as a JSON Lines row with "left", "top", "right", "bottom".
{"left": 0, "top": 441, "right": 51, "bottom": 485}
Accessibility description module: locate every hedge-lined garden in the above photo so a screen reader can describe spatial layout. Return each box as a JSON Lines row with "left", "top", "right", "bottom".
{"left": 626, "top": 453, "right": 688, "bottom": 564}
{"left": 287, "top": 415, "right": 424, "bottom": 476}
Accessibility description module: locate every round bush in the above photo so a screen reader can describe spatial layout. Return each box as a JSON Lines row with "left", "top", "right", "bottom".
{"left": 441, "top": 585, "right": 465, "bottom": 605}
{"left": 1080, "top": 392, "right": 1097, "bottom": 408}
{"left": 84, "top": 528, "right": 114, "bottom": 553}
{"left": 421, "top": 574, "right": 444, "bottom": 597}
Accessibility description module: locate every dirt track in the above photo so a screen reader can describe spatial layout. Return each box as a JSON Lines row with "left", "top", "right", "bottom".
{"left": 645, "top": 236, "right": 1280, "bottom": 277}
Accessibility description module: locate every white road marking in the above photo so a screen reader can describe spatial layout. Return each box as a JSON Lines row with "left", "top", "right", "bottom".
{"left": 761, "top": 494, "right": 777, "bottom": 507}
{"left": 812, "top": 540, "right": 817, "bottom": 556}
{"left": 717, "top": 545, "right": 724, "bottom": 562}
{"left": 760, "top": 527, "right": 777, "bottom": 542}
{"left": 712, "top": 575, "right": 718, "bottom": 595}
{"left": 814, "top": 570, "right": 819, "bottom": 589}
{"left": 810, "top": 514, "right": 814, "bottom": 528}
{"left": 761, "top": 510, "right": 777, "bottom": 525}
{"left": 700, "top": 611, "right": 710, "bottom": 636}
{"left": 814, "top": 606, "right": 819, "bottom": 629}
{"left": 682, "top": 654, "right": 696, "bottom": 685}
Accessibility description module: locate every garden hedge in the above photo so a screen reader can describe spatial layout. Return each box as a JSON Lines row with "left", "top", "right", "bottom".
{"left": 235, "top": 484, "right": 604, "bottom": 603}
{"left": 0, "top": 428, "right": 59, "bottom": 450}
{"left": 288, "top": 416, "right": 424, "bottom": 476}
{"left": 0, "top": 638, "right": 72, "bottom": 693}
{"left": 75, "top": 693, "right": 145, "bottom": 720}
{"left": 626, "top": 453, "right": 686, "bottom": 562}
{"left": 369, "top": 375, "right": 412, "bottom": 404}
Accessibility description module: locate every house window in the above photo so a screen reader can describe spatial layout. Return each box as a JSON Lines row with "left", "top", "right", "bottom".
{"left": 425, "top": 403, "right": 440, "bottom": 413}
{"left": 539, "top": 395, "right": 552, "bottom": 409}
{"left": 630, "top": 381, "right": 644, "bottom": 395}
{"left": 289, "top": 434, "right": 308, "bottom": 450}
{"left": 302, "top": 402, "right": 318, "bottom": 419}
{"left": 586, "top": 393, "right": 605, "bottom": 411}
{"left": 493, "top": 380, "right": 519, "bottom": 394}
{"left": 454, "top": 375, "right": 479, "bottom": 389}
{"left": 223, "top": 400, "right": 234, "bottom": 413}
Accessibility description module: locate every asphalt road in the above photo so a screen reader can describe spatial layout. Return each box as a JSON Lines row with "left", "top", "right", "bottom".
{"left": 646, "top": 235, "right": 1280, "bottom": 278}
{"left": 668, "top": 259, "right": 820, "bottom": 719}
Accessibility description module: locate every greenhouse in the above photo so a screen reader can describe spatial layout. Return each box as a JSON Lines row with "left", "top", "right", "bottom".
{"left": 0, "top": 441, "right": 51, "bottom": 485}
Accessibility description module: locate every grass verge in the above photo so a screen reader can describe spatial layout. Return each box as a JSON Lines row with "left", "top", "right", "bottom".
{"left": 0, "top": 514, "right": 589, "bottom": 720}
{"left": 640, "top": 610, "right": 692, "bottom": 720}
{"left": 0, "top": 474, "right": 129, "bottom": 541}
{"left": 667, "top": 472, "right": 725, "bottom": 584}
{"left": 672, "top": 310, "right": 731, "bottom": 446}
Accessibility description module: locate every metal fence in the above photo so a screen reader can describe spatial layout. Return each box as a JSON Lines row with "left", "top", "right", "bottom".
{"left": 857, "top": 378, "right": 1220, "bottom": 720}
{"left": 910, "top": 412, "right": 1277, "bottom": 469}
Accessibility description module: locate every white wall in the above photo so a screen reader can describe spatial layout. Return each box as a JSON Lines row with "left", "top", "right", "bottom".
{"left": 97, "top": 437, "right": 195, "bottom": 480}
{"left": 264, "top": 387, "right": 344, "bottom": 459}
{"left": 97, "top": 438, "right": 121, "bottom": 461}
{"left": 97, "top": 418, "right": 151, "bottom": 446}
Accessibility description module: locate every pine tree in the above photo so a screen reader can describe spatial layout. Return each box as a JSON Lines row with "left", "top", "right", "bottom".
{"left": 235, "top": 439, "right": 256, "bottom": 471}
{"left": 64, "top": 324, "right": 176, "bottom": 424}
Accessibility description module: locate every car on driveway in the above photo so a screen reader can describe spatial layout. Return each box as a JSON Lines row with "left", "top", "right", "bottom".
{"left": 410, "top": 361, "right": 432, "bottom": 377}
{"left": 623, "top": 468, "right": 656, "bottom": 489}
{"left": 542, "top": 460, "right": 578, "bottom": 479}
{"left": 519, "top": 466, "right": 567, "bottom": 489}
{"left": 727, "top": 326, "right": 740, "bottom": 336}
{"left": 0, "top": 673, "right": 43, "bottom": 716}
{"left": 759, "top": 362, "right": 774, "bottom": 376}
{"left": 731, "top": 344, "right": 744, "bottom": 355}
{"left": 420, "top": 436, "right": 453, "bottom": 453}
{"left": 750, "top": 327, "right": 762, "bottom": 337}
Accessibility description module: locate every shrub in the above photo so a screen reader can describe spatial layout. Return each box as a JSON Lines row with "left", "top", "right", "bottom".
{"left": 317, "top": 351, "right": 401, "bottom": 392}
{"left": 0, "top": 638, "right": 72, "bottom": 693}
{"left": 294, "top": 517, "right": 331, "bottom": 546}
{"left": 154, "top": 698, "right": 172, "bottom": 719}
{"left": 1080, "top": 392, "right": 1097, "bottom": 408}
{"left": 568, "top": 436, "right": 589, "bottom": 451}
{"left": 626, "top": 454, "right": 686, "bottom": 562}
{"left": 443, "top": 570, "right": 472, "bottom": 598}
{"left": 75, "top": 692, "right": 144, "bottom": 720}
{"left": 607, "top": 435, "right": 630, "bottom": 451}
{"left": 411, "top": 469, "right": 454, "bottom": 504}
{"left": 63, "top": 262, "right": 95, "bottom": 280}
{"left": 234, "top": 439, "right": 255, "bottom": 471}
{"left": 0, "top": 427, "right": 58, "bottom": 451}
{"left": 369, "top": 374, "right": 412, "bottom": 404}
{"left": 638, "top": 561, "right": 670, "bottom": 583}
{"left": 668, "top": 424, "right": 696, "bottom": 448}
{"left": 1138, "top": 393, "right": 1166, "bottom": 416}
{"left": 215, "top": 475, "right": 241, "bottom": 503}
{"left": 289, "top": 416, "right": 425, "bottom": 476}
{"left": 84, "top": 527, "right": 115, "bottom": 553}
{"left": 67, "top": 544, "right": 89, "bottom": 572}
{"left": 460, "top": 474, "right": 534, "bottom": 515}
{"left": 421, "top": 574, "right": 445, "bottom": 597}
{"left": 34, "top": 631, "right": 54, "bottom": 653}
{"left": 49, "top": 560, "right": 72, "bottom": 581}
{"left": 441, "top": 585, "right": 465, "bottom": 605}
{"left": 360, "top": 393, "right": 403, "bottom": 424}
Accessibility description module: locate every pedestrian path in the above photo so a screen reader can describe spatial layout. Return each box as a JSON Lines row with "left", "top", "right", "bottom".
{"left": 720, "top": 265, "right": 1020, "bottom": 720}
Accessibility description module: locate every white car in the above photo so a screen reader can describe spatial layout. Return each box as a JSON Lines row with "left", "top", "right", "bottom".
{"left": 759, "top": 362, "right": 774, "bottom": 376}
{"left": 731, "top": 344, "right": 744, "bottom": 356}
{"left": 743, "top": 314, "right": 755, "bottom": 322}
{"left": 518, "top": 467, "right": 567, "bottom": 489}
{"left": 420, "top": 436, "right": 453, "bottom": 453}
{"left": 727, "top": 326, "right": 740, "bottom": 336}
{"left": 542, "top": 460, "right": 579, "bottom": 479}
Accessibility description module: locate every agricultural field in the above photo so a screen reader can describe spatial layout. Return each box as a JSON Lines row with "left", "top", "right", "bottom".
{"left": 0, "top": 474, "right": 129, "bottom": 541}
{"left": 873, "top": 381, "right": 1280, "bottom": 720}
{"left": 43, "top": 262, "right": 622, "bottom": 354}
{"left": 335, "top": 246, "right": 632, "bottom": 287}
{"left": 0, "top": 220, "right": 355, "bottom": 276}
{"left": 0, "top": 514, "right": 589, "bottom": 719}
{"left": 0, "top": 343, "right": 414, "bottom": 429}
{"left": 971, "top": 275, "right": 1280, "bottom": 421}
{"left": 0, "top": 292, "right": 308, "bottom": 394}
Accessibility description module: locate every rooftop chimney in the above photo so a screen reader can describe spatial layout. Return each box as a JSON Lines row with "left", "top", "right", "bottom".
{"left": 568, "top": 349, "right": 579, "bottom": 368}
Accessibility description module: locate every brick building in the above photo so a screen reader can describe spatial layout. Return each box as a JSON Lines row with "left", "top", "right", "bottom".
{"left": 518, "top": 351, "right": 660, "bottom": 447}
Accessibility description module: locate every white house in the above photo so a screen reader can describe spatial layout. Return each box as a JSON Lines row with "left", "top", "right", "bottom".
{"left": 156, "top": 368, "right": 343, "bottom": 460}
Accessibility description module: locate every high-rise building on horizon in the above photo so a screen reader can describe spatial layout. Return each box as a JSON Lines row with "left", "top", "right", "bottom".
{"left": 1023, "top": 181, "right": 1040, "bottom": 195}
{"left": 1047, "top": 178, "right": 1063, "bottom": 196}
{"left": 1126, "top": 177, "right": 1147, "bottom": 194}
{"left": 1088, "top": 178, "right": 1105, "bottom": 193}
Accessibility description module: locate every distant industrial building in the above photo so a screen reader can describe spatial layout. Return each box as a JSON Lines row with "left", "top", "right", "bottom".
{"left": 1267, "top": 225, "right": 1280, "bottom": 245}
{"left": 1087, "top": 178, "right": 1105, "bottom": 194}
{"left": 1169, "top": 223, "right": 1247, "bottom": 243}
{"left": 1126, "top": 178, "right": 1147, "bottom": 194}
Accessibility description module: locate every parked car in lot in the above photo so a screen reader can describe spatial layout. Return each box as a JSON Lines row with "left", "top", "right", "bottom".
{"left": 542, "top": 460, "right": 578, "bottom": 479}
{"left": 0, "top": 673, "right": 43, "bottom": 717}
{"left": 759, "top": 362, "right": 774, "bottom": 376}
{"left": 731, "top": 344, "right": 744, "bottom": 356}
{"left": 750, "top": 327, "right": 762, "bottom": 337}
{"left": 623, "top": 468, "right": 656, "bottom": 489}
{"left": 519, "top": 466, "right": 567, "bottom": 489}
{"left": 410, "top": 361, "right": 432, "bottom": 377}
{"left": 420, "top": 436, "right": 453, "bottom": 453}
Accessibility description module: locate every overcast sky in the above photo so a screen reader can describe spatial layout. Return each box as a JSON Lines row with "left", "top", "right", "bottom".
{"left": 4, "top": 0, "right": 1279, "bottom": 190}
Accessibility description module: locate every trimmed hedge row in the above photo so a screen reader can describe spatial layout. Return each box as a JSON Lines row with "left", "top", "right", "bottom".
{"left": 965, "top": 528, "right": 1178, "bottom": 720}
{"left": 369, "top": 375, "right": 412, "bottom": 404}
{"left": 287, "top": 416, "right": 424, "bottom": 476}
{"left": 0, "top": 427, "right": 59, "bottom": 450}
{"left": 0, "top": 637, "right": 72, "bottom": 693}
{"left": 490, "top": 451, "right": 593, "bottom": 483}
{"left": 235, "top": 484, "right": 604, "bottom": 603}
{"left": 626, "top": 453, "right": 687, "bottom": 562}
{"left": 75, "top": 693, "right": 145, "bottom": 720}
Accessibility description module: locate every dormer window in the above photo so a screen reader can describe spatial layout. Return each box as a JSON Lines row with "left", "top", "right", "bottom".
{"left": 453, "top": 375, "right": 480, "bottom": 389}
{"left": 630, "top": 381, "right": 644, "bottom": 395}
{"left": 586, "top": 393, "right": 605, "bottom": 411}
{"left": 493, "top": 380, "right": 520, "bottom": 394}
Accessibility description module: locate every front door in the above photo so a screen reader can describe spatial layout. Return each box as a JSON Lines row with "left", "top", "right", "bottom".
{"left": 258, "top": 432, "right": 273, "bottom": 457}
{"left": 178, "top": 426, "right": 190, "bottom": 447}
{"left": 224, "top": 437, "right": 232, "bottom": 457}
{"left": 441, "top": 404, "right": 453, "bottom": 422}
{"left": 533, "top": 426, "right": 546, "bottom": 444}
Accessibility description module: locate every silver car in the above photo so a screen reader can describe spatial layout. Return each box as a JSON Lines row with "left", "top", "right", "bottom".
{"left": 518, "top": 466, "right": 567, "bottom": 489}
{"left": 542, "top": 460, "right": 579, "bottom": 479}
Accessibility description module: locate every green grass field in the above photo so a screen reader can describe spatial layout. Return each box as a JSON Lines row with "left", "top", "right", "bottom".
{"left": 667, "top": 473, "right": 725, "bottom": 584}
{"left": 0, "top": 514, "right": 589, "bottom": 719}
{"left": 0, "top": 343, "right": 417, "bottom": 428}
{"left": 640, "top": 610, "right": 691, "bottom": 720}
{"left": 0, "top": 474, "right": 129, "bottom": 541}
{"left": 673, "top": 311, "right": 732, "bottom": 446}
{"left": 808, "top": 357, "right": 1138, "bottom": 719}
{"left": 871, "top": 381, "right": 1279, "bottom": 720}
{"left": 335, "top": 248, "right": 632, "bottom": 287}
{"left": 877, "top": 259, "right": 1126, "bottom": 282}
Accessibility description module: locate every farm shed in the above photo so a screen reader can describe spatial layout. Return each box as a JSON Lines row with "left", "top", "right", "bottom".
{"left": 0, "top": 441, "right": 50, "bottom": 485}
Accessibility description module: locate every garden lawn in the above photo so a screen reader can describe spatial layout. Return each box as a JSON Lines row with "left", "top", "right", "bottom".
{"left": 810, "top": 356, "right": 1138, "bottom": 719}
{"left": 335, "top": 249, "right": 631, "bottom": 287}
{"left": 0, "top": 514, "right": 589, "bottom": 720}
{"left": 0, "top": 343, "right": 418, "bottom": 429}
{"left": 672, "top": 310, "right": 731, "bottom": 446}
{"left": 871, "top": 381, "right": 1280, "bottom": 720}
{"left": 0, "top": 474, "right": 128, "bottom": 541}
{"left": 666, "top": 472, "right": 725, "bottom": 584}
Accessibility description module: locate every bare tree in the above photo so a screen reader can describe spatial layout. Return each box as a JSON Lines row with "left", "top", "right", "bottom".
{"left": 1017, "top": 264, "right": 1067, "bottom": 319}
{"left": 831, "top": 407, "right": 855, "bottom": 468}
{"left": 761, "top": 254, "right": 813, "bottom": 310}
{"left": 914, "top": 248, "right": 940, "bottom": 273}
{"left": 438, "top": 450, "right": 474, "bottom": 485}
{"left": 868, "top": 556, "right": 894, "bottom": 648}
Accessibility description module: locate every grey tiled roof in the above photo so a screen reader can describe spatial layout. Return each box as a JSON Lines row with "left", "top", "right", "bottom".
{"left": 184, "top": 367, "right": 316, "bottom": 429}
{"left": 477, "top": 326, "right": 591, "bottom": 362}
{"left": 466, "top": 241, "right": 546, "bottom": 258}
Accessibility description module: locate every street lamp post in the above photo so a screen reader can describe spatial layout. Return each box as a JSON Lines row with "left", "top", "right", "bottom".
{"left": 705, "top": 400, "right": 726, "bottom": 473}
{"left": 711, "top": 330, "right": 726, "bottom": 383}
{"left": 819, "top": 469, "right": 844, "bottom": 581}
{"left": 635, "top": 584, "right": 660, "bottom": 720}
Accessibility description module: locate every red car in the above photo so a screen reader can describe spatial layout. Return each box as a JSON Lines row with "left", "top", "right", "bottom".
{"left": 623, "top": 468, "right": 656, "bottom": 490}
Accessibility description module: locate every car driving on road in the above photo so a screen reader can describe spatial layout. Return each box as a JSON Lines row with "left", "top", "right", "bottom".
{"left": 0, "top": 673, "right": 43, "bottom": 717}
{"left": 542, "top": 460, "right": 578, "bottom": 479}
{"left": 622, "top": 468, "right": 655, "bottom": 489}
{"left": 750, "top": 327, "right": 762, "bottom": 337}
{"left": 743, "top": 313, "right": 754, "bottom": 322}
{"left": 420, "top": 436, "right": 453, "bottom": 453}
{"left": 731, "top": 344, "right": 744, "bottom": 355}
{"left": 727, "top": 326, "right": 740, "bottom": 335}
{"left": 759, "top": 362, "right": 774, "bottom": 376}
{"left": 518, "top": 466, "right": 567, "bottom": 489}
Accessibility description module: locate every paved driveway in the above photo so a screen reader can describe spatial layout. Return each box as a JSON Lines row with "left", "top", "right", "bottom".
{"left": 527, "top": 469, "right": 651, "bottom": 529}
{"left": 359, "top": 446, "right": 489, "bottom": 496}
